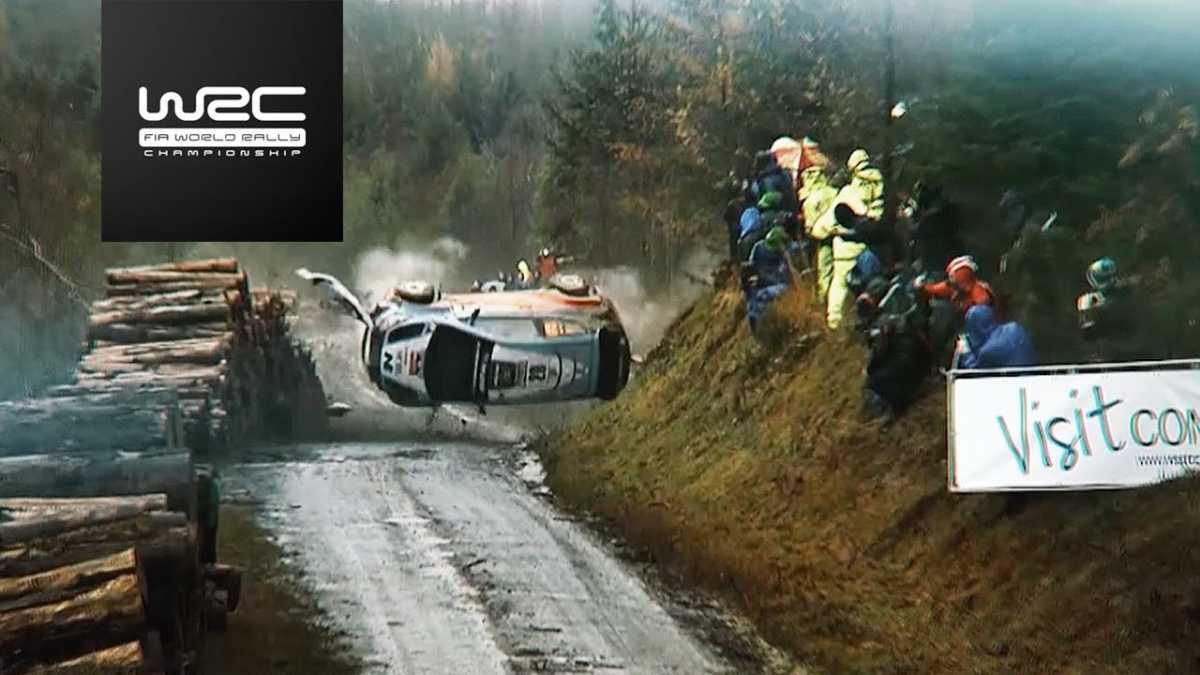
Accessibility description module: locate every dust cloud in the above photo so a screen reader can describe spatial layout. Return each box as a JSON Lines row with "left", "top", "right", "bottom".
{"left": 590, "top": 248, "right": 718, "bottom": 356}
{"left": 352, "top": 237, "right": 471, "bottom": 304}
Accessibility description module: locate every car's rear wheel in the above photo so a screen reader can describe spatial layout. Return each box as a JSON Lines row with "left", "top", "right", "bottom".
{"left": 396, "top": 280, "right": 436, "bottom": 304}
{"left": 549, "top": 273, "right": 590, "bottom": 296}
{"left": 596, "top": 326, "right": 631, "bottom": 400}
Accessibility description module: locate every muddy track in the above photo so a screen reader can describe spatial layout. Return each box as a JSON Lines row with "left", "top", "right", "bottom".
{"left": 221, "top": 439, "right": 802, "bottom": 674}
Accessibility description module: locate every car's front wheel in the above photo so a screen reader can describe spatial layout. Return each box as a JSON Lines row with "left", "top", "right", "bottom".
{"left": 549, "top": 273, "right": 590, "bottom": 297}
{"left": 395, "top": 280, "right": 436, "bottom": 304}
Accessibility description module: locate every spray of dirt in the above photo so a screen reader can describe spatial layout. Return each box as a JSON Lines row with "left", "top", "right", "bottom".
{"left": 590, "top": 248, "right": 719, "bottom": 356}
{"left": 353, "top": 237, "right": 471, "bottom": 302}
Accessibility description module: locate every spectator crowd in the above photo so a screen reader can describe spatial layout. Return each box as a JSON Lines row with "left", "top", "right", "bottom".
{"left": 723, "top": 136, "right": 1132, "bottom": 422}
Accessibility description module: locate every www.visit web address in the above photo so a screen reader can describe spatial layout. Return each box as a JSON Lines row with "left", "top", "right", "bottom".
{"left": 1136, "top": 454, "right": 1200, "bottom": 467}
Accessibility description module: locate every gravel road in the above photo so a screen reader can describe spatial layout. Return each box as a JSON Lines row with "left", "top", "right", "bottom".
{"left": 224, "top": 440, "right": 800, "bottom": 674}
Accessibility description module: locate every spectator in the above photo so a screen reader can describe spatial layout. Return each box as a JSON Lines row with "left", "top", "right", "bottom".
{"left": 770, "top": 136, "right": 805, "bottom": 185}
{"left": 800, "top": 158, "right": 838, "bottom": 302}
{"left": 513, "top": 259, "right": 535, "bottom": 289}
{"left": 723, "top": 191, "right": 751, "bottom": 260}
{"left": 919, "top": 255, "right": 994, "bottom": 317}
{"left": 536, "top": 247, "right": 557, "bottom": 280}
{"left": 738, "top": 191, "right": 783, "bottom": 259}
{"left": 837, "top": 203, "right": 901, "bottom": 265}
{"left": 750, "top": 151, "right": 799, "bottom": 214}
{"left": 1077, "top": 256, "right": 1137, "bottom": 362}
{"left": 907, "top": 181, "right": 964, "bottom": 275}
{"left": 957, "top": 305, "right": 1037, "bottom": 369}
{"left": 811, "top": 149, "right": 886, "bottom": 329}
{"left": 743, "top": 226, "right": 801, "bottom": 330}
{"left": 863, "top": 286, "right": 933, "bottom": 422}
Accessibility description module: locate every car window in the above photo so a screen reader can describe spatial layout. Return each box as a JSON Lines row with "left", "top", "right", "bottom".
{"left": 387, "top": 323, "right": 425, "bottom": 344}
{"left": 541, "top": 319, "right": 589, "bottom": 337}
{"left": 472, "top": 317, "right": 540, "bottom": 339}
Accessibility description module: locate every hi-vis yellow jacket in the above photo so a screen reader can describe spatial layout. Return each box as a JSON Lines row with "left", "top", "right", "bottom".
{"left": 810, "top": 167, "right": 885, "bottom": 261}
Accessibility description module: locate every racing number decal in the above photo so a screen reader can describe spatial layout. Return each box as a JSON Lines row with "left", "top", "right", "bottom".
{"left": 383, "top": 351, "right": 394, "bottom": 374}
{"left": 408, "top": 352, "right": 423, "bottom": 375}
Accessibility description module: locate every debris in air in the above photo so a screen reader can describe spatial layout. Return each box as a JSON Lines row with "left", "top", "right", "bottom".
{"left": 326, "top": 402, "right": 352, "bottom": 417}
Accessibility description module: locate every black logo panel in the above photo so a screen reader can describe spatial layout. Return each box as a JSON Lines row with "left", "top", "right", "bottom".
{"left": 102, "top": 0, "right": 342, "bottom": 242}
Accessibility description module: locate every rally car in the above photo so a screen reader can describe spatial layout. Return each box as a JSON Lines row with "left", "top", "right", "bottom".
{"left": 295, "top": 269, "right": 632, "bottom": 408}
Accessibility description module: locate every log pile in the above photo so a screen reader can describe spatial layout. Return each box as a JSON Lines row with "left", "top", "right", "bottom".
{"left": 0, "top": 257, "right": 330, "bottom": 671}
{"left": 0, "top": 435, "right": 229, "bottom": 673}
{"left": 0, "top": 495, "right": 223, "bottom": 674}
{"left": 62, "top": 258, "right": 326, "bottom": 452}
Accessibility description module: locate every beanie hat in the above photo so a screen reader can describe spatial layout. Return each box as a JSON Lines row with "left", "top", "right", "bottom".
{"left": 764, "top": 226, "right": 789, "bottom": 252}
{"left": 757, "top": 191, "right": 783, "bottom": 211}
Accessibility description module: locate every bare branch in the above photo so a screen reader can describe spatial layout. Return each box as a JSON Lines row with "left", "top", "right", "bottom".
{"left": 0, "top": 223, "right": 95, "bottom": 309}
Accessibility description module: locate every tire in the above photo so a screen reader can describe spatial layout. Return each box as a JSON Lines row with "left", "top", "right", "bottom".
{"left": 596, "top": 326, "right": 631, "bottom": 400}
{"left": 395, "top": 280, "right": 436, "bottom": 304}
{"left": 549, "top": 273, "right": 590, "bottom": 297}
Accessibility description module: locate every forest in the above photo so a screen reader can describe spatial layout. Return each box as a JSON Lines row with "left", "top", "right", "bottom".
{"left": 0, "top": 0, "right": 1198, "bottom": 398}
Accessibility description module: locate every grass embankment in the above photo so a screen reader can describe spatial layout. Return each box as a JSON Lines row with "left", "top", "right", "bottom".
{"left": 199, "top": 506, "right": 359, "bottom": 675}
{"left": 543, "top": 273, "right": 1200, "bottom": 675}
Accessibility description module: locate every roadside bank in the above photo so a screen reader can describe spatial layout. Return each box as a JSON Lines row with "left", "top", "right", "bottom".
{"left": 541, "top": 275, "right": 1200, "bottom": 675}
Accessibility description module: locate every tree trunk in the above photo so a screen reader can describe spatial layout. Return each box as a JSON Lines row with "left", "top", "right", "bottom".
{"left": 103, "top": 271, "right": 244, "bottom": 287}
{"left": 80, "top": 340, "right": 229, "bottom": 371}
{"left": 85, "top": 323, "right": 231, "bottom": 345}
{"left": 0, "top": 523, "right": 190, "bottom": 578}
{"left": 0, "top": 495, "right": 169, "bottom": 545}
{"left": 0, "top": 452, "right": 194, "bottom": 515}
{"left": 0, "top": 573, "right": 145, "bottom": 668}
{"left": 88, "top": 304, "right": 231, "bottom": 331}
{"left": 105, "top": 277, "right": 245, "bottom": 297}
{"left": 21, "top": 639, "right": 150, "bottom": 675}
{"left": 46, "top": 382, "right": 212, "bottom": 401}
{"left": 90, "top": 290, "right": 220, "bottom": 314}
{"left": 107, "top": 259, "right": 238, "bottom": 277}
{"left": 0, "top": 549, "right": 138, "bottom": 614}
{"left": 0, "top": 391, "right": 182, "bottom": 455}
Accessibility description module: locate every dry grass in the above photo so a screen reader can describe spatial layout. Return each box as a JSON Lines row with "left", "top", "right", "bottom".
{"left": 543, "top": 277, "right": 1200, "bottom": 675}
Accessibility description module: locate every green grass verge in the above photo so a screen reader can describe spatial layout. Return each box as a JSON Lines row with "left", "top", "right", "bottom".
{"left": 543, "top": 274, "right": 1200, "bottom": 675}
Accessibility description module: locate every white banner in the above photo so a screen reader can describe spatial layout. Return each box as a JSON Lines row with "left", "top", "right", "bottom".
{"left": 949, "top": 361, "right": 1200, "bottom": 491}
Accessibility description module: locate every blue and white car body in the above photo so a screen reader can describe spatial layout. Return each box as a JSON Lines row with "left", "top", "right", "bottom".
{"left": 296, "top": 269, "right": 632, "bottom": 408}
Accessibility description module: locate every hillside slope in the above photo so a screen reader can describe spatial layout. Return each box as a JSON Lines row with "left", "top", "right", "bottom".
{"left": 542, "top": 274, "right": 1200, "bottom": 675}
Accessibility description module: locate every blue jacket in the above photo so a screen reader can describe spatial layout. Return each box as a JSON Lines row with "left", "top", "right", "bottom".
{"left": 750, "top": 160, "right": 798, "bottom": 213}
{"left": 961, "top": 305, "right": 1036, "bottom": 369}
{"left": 749, "top": 240, "right": 800, "bottom": 288}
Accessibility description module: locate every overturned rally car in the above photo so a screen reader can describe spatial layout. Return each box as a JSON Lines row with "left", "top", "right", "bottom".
{"left": 296, "top": 269, "right": 632, "bottom": 408}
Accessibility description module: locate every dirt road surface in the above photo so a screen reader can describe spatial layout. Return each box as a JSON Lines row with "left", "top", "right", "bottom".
{"left": 215, "top": 299, "right": 803, "bottom": 673}
{"left": 224, "top": 441, "right": 798, "bottom": 674}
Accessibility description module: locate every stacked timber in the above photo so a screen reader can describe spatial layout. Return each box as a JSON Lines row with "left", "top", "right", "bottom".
{"left": 0, "top": 393, "right": 229, "bottom": 673}
{"left": 0, "top": 258, "right": 327, "bottom": 672}
{"left": 61, "top": 258, "right": 325, "bottom": 452}
{"left": 0, "top": 496, "right": 204, "bottom": 674}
